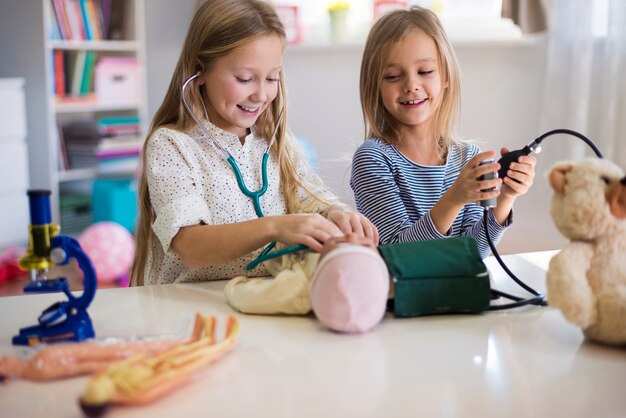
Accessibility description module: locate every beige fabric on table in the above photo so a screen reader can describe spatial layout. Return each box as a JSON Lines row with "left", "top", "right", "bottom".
{"left": 224, "top": 251, "right": 320, "bottom": 315}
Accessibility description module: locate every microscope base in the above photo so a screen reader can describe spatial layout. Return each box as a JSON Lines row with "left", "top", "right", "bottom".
{"left": 12, "top": 310, "right": 95, "bottom": 346}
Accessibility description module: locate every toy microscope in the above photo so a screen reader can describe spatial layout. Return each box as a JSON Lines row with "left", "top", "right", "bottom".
{"left": 13, "top": 190, "right": 97, "bottom": 346}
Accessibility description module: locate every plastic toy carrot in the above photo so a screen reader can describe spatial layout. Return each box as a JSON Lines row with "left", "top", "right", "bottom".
{"left": 79, "top": 315, "right": 239, "bottom": 417}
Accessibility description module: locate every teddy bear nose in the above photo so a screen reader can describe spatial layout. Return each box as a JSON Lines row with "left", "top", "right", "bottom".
{"left": 621, "top": 176, "right": 626, "bottom": 186}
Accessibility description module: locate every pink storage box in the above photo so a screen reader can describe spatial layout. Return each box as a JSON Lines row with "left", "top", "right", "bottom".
{"left": 95, "top": 57, "right": 140, "bottom": 105}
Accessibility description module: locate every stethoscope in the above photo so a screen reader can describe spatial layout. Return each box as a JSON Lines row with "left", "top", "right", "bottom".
{"left": 181, "top": 74, "right": 306, "bottom": 271}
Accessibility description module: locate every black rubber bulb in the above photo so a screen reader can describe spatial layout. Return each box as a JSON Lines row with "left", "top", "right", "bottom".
{"left": 497, "top": 146, "right": 533, "bottom": 180}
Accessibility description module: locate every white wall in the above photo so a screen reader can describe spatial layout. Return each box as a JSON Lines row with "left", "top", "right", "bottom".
{"left": 283, "top": 45, "right": 365, "bottom": 203}
{"left": 145, "top": 0, "right": 195, "bottom": 125}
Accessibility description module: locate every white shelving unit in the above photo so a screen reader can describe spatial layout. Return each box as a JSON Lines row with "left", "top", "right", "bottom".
{"left": 46, "top": 0, "right": 148, "bottom": 235}
{"left": 0, "top": 79, "right": 30, "bottom": 247}
{"left": 0, "top": 0, "right": 147, "bottom": 237}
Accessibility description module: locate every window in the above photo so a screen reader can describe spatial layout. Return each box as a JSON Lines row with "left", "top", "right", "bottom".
{"left": 276, "top": 0, "right": 523, "bottom": 44}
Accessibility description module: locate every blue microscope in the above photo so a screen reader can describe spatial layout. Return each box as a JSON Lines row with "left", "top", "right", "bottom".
{"left": 13, "top": 190, "right": 97, "bottom": 346}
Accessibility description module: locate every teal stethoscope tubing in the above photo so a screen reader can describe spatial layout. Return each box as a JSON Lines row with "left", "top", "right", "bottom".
{"left": 227, "top": 153, "right": 306, "bottom": 270}
{"left": 181, "top": 74, "right": 306, "bottom": 271}
{"left": 227, "top": 153, "right": 268, "bottom": 217}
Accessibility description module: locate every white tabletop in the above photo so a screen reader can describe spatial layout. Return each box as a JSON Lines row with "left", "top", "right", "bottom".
{"left": 0, "top": 251, "right": 624, "bottom": 418}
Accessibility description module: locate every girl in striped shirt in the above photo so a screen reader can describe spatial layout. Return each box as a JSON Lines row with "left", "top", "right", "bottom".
{"left": 350, "top": 7, "right": 536, "bottom": 258}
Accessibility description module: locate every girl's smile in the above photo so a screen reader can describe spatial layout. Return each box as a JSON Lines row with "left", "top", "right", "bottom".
{"left": 237, "top": 104, "right": 259, "bottom": 113}
{"left": 399, "top": 97, "right": 428, "bottom": 107}
{"left": 236, "top": 104, "right": 261, "bottom": 117}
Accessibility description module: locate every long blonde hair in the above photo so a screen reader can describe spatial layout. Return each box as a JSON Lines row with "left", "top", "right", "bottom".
{"left": 131, "top": 0, "right": 325, "bottom": 286}
{"left": 360, "top": 6, "right": 461, "bottom": 158}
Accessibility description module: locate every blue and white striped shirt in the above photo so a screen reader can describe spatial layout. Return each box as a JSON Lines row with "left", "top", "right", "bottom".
{"left": 350, "top": 138, "right": 511, "bottom": 258}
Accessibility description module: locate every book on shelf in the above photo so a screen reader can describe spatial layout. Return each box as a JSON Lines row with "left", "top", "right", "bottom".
{"left": 48, "top": 1, "right": 63, "bottom": 40}
{"left": 79, "top": 0, "right": 92, "bottom": 40}
{"left": 98, "top": 115, "right": 141, "bottom": 135}
{"left": 56, "top": 120, "right": 70, "bottom": 171}
{"left": 80, "top": 51, "right": 97, "bottom": 94}
{"left": 65, "top": 0, "right": 87, "bottom": 40}
{"left": 51, "top": 0, "right": 72, "bottom": 40}
{"left": 53, "top": 50, "right": 97, "bottom": 98}
{"left": 70, "top": 51, "right": 87, "bottom": 95}
{"left": 107, "top": 0, "right": 129, "bottom": 40}
{"left": 49, "top": 0, "right": 128, "bottom": 41}
{"left": 100, "top": 0, "right": 112, "bottom": 38}
{"left": 59, "top": 116, "right": 142, "bottom": 171}
{"left": 53, "top": 50, "right": 66, "bottom": 97}
{"left": 84, "top": 0, "right": 103, "bottom": 40}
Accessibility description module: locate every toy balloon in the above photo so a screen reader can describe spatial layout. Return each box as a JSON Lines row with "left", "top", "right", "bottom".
{"left": 78, "top": 222, "right": 135, "bottom": 284}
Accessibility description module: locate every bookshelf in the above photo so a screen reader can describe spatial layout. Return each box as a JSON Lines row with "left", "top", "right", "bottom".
{"left": 0, "top": 0, "right": 147, "bottom": 238}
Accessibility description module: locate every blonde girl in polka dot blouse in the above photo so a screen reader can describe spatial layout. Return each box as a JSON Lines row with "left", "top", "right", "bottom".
{"left": 130, "top": 0, "right": 377, "bottom": 286}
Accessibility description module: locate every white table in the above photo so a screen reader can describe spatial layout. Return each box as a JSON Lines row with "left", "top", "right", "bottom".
{"left": 0, "top": 251, "right": 624, "bottom": 418}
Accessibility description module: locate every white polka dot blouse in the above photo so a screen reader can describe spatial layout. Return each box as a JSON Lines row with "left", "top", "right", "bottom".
{"left": 143, "top": 119, "right": 334, "bottom": 284}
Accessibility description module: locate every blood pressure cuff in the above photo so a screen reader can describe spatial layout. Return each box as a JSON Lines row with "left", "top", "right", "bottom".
{"left": 379, "top": 236, "right": 490, "bottom": 317}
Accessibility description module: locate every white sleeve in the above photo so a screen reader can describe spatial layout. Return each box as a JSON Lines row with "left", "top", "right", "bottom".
{"left": 145, "top": 128, "right": 213, "bottom": 255}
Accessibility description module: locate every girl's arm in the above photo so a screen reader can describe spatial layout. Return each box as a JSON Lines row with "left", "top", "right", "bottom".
{"left": 173, "top": 207, "right": 377, "bottom": 269}
{"left": 172, "top": 214, "right": 342, "bottom": 269}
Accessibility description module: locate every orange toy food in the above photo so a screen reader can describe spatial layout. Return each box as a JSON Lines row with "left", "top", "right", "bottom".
{"left": 0, "top": 313, "right": 207, "bottom": 382}
{"left": 79, "top": 315, "right": 239, "bottom": 417}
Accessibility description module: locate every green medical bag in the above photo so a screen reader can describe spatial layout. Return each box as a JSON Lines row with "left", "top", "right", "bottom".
{"left": 379, "top": 236, "right": 491, "bottom": 317}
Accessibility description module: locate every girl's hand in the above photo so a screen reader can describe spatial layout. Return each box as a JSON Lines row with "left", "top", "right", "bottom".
{"left": 320, "top": 234, "right": 378, "bottom": 260}
{"left": 271, "top": 213, "right": 342, "bottom": 252}
{"left": 446, "top": 151, "right": 502, "bottom": 206}
{"left": 324, "top": 205, "right": 379, "bottom": 244}
{"left": 498, "top": 147, "right": 536, "bottom": 200}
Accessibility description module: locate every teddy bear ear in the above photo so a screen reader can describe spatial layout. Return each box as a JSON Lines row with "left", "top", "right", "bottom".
{"left": 608, "top": 177, "right": 626, "bottom": 219}
{"left": 549, "top": 163, "right": 572, "bottom": 194}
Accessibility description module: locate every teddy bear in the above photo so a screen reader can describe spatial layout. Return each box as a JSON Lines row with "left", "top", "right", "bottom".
{"left": 546, "top": 157, "right": 626, "bottom": 346}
